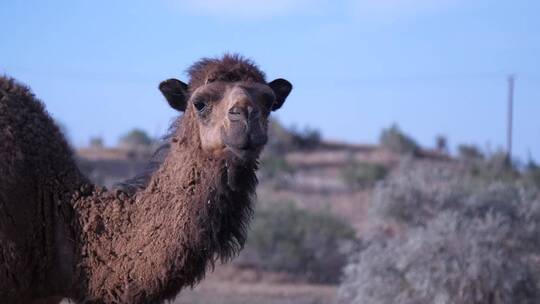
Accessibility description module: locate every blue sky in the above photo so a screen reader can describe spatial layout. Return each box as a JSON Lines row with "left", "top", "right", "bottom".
{"left": 1, "top": 0, "right": 539, "bottom": 160}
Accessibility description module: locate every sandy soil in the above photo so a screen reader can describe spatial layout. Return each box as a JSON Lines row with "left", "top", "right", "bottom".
{"left": 174, "top": 280, "right": 337, "bottom": 304}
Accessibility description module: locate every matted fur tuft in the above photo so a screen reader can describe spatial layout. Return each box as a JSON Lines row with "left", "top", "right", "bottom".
{"left": 187, "top": 54, "right": 266, "bottom": 91}
{"left": 0, "top": 76, "right": 87, "bottom": 303}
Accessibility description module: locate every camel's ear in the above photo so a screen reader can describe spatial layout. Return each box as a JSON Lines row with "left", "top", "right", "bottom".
{"left": 159, "top": 78, "right": 189, "bottom": 112}
{"left": 268, "top": 78, "right": 292, "bottom": 111}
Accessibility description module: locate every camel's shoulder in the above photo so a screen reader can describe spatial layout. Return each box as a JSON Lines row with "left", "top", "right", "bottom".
{"left": 0, "top": 75, "right": 71, "bottom": 162}
{"left": 0, "top": 75, "right": 48, "bottom": 122}
{"left": 0, "top": 75, "right": 34, "bottom": 101}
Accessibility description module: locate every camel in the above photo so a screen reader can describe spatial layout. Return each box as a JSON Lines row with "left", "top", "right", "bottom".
{"left": 0, "top": 54, "right": 292, "bottom": 304}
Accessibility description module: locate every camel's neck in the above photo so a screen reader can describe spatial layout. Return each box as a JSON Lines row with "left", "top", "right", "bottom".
{"left": 71, "top": 118, "right": 257, "bottom": 303}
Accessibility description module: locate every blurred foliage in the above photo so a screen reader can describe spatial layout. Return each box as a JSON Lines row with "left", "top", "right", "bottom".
{"left": 473, "top": 151, "right": 517, "bottom": 181}
{"left": 435, "top": 135, "right": 448, "bottom": 152}
{"left": 339, "top": 211, "right": 540, "bottom": 304}
{"left": 266, "top": 119, "right": 295, "bottom": 153}
{"left": 259, "top": 154, "right": 294, "bottom": 179}
{"left": 238, "top": 203, "right": 356, "bottom": 284}
{"left": 379, "top": 124, "right": 419, "bottom": 155}
{"left": 342, "top": 161, "right": 388, "bottom": 188}
{"left": 524, "top": 159, "right": 540, "bottom": 189}
{"left": 289, "top": 125, "right": 321, "bottom": 150}
{"left": 89, "top": 137, "right": 104, "bottom": 148}
{"left": 369, "top": 162, "right": 464, "bottom": 227}
{"left": 119, "top": 129, "right": 154, "bottom": 149}
{"left": 458, "top": 144, "right": 484, "bottom": 161}
{"left": 267, "top": 119, "right": 321, "bottom": 152}
{"left": 369, "top": 161, "right": 538, "bottom": 228}
{"left": 340, "top": 163, "right": 540, "bottom": 304}
{"left": 458, "top": 148, "right": 518, "bottom": 183}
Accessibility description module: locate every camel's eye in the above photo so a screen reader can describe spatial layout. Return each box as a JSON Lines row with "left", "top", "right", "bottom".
{"left": 194, "top": 101, "right": 206, "bottom": 112}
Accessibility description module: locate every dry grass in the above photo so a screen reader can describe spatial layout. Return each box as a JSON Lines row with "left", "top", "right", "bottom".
{"left": 171, "top": 265, "right": 337, "bottom": 304}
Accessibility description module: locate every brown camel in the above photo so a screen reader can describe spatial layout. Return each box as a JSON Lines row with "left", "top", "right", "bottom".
{"left": 0, "top": 54, "right": 292, "bottom": 304}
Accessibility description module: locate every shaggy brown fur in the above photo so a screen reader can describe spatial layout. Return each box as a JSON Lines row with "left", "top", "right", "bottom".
{"left": 70, "top": 112, "right": 258, "bottom": 303}
{"left": 187, "top": 54, "right": 266, "bottom": 91}
{"left": 0, "top": 77, "right": 87, "bottom": 302}
{"left": 0, "top": 55, "right": 291, "bottom": 303}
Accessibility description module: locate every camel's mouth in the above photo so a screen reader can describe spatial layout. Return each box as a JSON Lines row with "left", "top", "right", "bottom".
{"left": 224, "top": 145, "right": 262, "bottom": 160}
{"left": 221, "top": 124, "right": 266, "bottom": 160}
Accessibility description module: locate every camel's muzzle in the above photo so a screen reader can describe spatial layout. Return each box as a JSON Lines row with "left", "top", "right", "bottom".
{"left": 222, "top": 113, "right": 268, "bottom": 154}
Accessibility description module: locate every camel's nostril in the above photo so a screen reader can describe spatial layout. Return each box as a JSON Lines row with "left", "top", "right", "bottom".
{"left": 249, "top": 108, "right": 260, "bottom": 119}
{"left": 228, "top": 106, "right": 247, "bottom": 121}
{"left": 228, "top": 107, "right": 241, "bottom": 115}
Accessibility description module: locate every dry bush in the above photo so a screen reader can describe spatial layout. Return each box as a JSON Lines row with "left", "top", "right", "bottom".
{"left": 338, "top": 211, "right": 539, "bottom": 304}
{"left": 339, "top": 163, "right": 540, "bottom": 304}
{"left": 368, "top": 162, "right": 466, "bottom": 227}
{"left": 369, "top": 160, "right": 537, "bottom": 228}
{"left": 341, "top": 161, "right": 388, "bottom": 189}
{"left": 259, "top": 154, "right": 294, "bottom": 180}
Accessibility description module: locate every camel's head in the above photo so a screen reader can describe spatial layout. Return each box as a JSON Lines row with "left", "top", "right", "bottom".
{"left": 159, "top": 55, "right": 292, "bottom": 160}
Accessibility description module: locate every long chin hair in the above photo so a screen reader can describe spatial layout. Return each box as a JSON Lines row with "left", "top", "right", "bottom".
{"left": 212, "top": 154, "right": 258, "bottom": 262}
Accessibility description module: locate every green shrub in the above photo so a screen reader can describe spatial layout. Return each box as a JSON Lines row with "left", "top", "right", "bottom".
{"left": 266, "top": 119, "right": 295, "bottom": 153}
{"left": 524, "top": 160, "right": 540, "bottom": 189}
{"left": 119, "top": 129, "right": 154, "bottom": 149}
{"left": 379, "top": 124, "right": 419, "bottom": 155}
{"left": 457, "top": 145, "right": 517, "bottom": 182}
{"left": 239, "top": 203, "right": 356, "bottom": 284}
{"left": 459, "top": 148, "right": 519, "bottom": 183}
{"left": 89, "top": 137, "right": 104, "bottom": 148}
{"left": 266, "top": 119, "right": 321, "bottom": 152}
{"left": 435, "top": 135, "right": 448, "bottom": 152}
{"left": 458, "top": 144, "right": 484, "bottom": 161}
{"left": 342, "top": 162, "right": 388, "bottom": 188}
{"left": 290, "top": 126, "right": 321, "bottom": 150}
{"left": 259, "top": 154, "right": 294, "bottom": 179}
